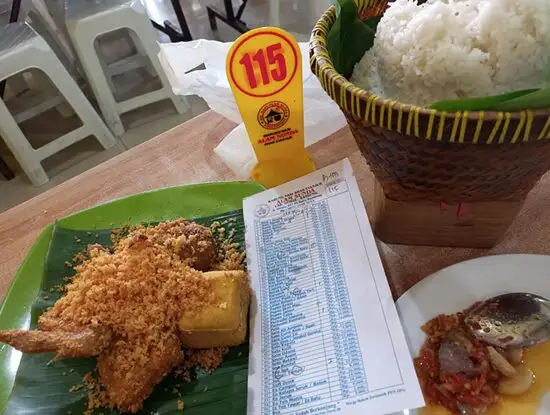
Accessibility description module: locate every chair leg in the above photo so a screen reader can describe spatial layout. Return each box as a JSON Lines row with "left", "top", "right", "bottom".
{"left": 71, "top": 30, "right": 125, "bottom": 137}
{"left": 268, "top": 0, "right": 280, "bottom": 27}
{"left": 0, "top": 156, "right": 15, "bottom": 180}
{"left": 207, "top": 7, "right": 218, "bottom": 31}
{"left": 29, "top": 0, "right": 78, "bottom": 73}
{"left": 0, "top": 98, "right": 48, "bottom": 186}
{"left": 41, "top": 54, "right": 117, "bottom": 150}
{"left": 131, "top": 19, "right": 189, "bottom": 114}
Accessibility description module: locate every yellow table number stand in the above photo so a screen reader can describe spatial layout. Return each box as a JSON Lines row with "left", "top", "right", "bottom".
{"left": 226, "top": 27, "right": 316, "bottom": 188}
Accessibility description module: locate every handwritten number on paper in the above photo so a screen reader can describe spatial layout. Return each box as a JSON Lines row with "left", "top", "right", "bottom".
{"left": 327, "top": 184, "right": 340, "bottom": 195}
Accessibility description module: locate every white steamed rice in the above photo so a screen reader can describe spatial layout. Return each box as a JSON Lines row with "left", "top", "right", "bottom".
{"left": 350, "top": 0, "right": 550, "bottom": 107}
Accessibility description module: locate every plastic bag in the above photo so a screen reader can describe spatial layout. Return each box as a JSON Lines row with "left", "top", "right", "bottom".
{"left": 159, "top": 39, "right": 346, "bottom": 179}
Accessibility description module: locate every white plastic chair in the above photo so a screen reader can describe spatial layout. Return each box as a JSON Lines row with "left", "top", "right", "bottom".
{"left": 0, "top": 22, "right": 117, "bottom": 186}
{"left": 65, "top": 0, "right": 188, "bottom": 137}
{"left": 24, "top": 0, "right": 80, "bottom": 77}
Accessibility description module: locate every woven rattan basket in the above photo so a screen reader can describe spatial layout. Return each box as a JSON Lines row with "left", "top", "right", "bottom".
{"left": 310, "top": 0, "right": 550, "bottom": 204}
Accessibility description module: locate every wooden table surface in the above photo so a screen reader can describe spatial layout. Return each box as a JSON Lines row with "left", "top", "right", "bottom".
{"left": 2, "top": 110, "right": 550, "bottom": 301}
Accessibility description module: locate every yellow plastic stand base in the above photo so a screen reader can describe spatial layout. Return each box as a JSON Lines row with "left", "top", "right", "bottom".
{"left": 251, "top": 153, "right": 316, "bottom": 188}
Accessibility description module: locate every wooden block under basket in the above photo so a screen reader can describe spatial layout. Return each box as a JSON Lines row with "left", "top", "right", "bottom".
{"left": 371, "top": 180, "right": 524, "bottom": 249}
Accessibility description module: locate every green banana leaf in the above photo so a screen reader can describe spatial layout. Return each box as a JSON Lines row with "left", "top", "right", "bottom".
{"left": 5, "top": 210, "right": 249, "bottom": 415}
{"left": 327, "top": 0, "right": 380, "bottom": 79}
{"left": 430, "top": 87, "right": 550, "bottom": 112}
{"left": 490, "top": 86, "right": 550, "bottom": 112}
{"left": 429, "top": 89, "right": 538, "bottom": 112}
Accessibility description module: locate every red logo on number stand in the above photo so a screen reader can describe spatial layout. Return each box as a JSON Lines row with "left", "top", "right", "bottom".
{"left": 228, "top": 31, "right": 299, "bottom": 98}
{"left": 257, "top": 101, "right": 290, "bottom": 130}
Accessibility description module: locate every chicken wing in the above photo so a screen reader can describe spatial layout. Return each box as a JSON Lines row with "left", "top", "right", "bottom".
{"left": 97, "top": 332, "right": 183, "bottom": 413}
{"left": 0, "top": 327, "right": 112, "bottom": 359}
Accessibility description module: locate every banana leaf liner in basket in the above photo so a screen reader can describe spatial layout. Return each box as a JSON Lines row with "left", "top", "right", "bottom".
{"left": 309, "top": 0, "right": 550, "bottom": 204}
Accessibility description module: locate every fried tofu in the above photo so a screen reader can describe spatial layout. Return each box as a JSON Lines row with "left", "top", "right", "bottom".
{"left": 179, "top": 271, "right": 249, "bottom": 348}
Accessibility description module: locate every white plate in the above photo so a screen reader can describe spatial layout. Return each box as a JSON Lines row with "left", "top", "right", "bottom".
{"left": 395, "top": 254, "right": 550, "bottom": 415}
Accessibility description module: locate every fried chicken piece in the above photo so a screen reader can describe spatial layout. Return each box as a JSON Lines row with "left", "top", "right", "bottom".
{"left": 97, "top": 332, "right": 183, "bottom": 413}
{"left": 0, "top": 219, "right": 235, "bottom": 413}
{"left": 176, "top": 222, "right": 218, "bottom": 271}
{"left": 136, "top": 219, "right": 217, "bottom": 271}
{"left": 87, "top": 243, "right": 109, "bottom": 258}
{"left": 38, "top": 318, "right": 94, "bottom": 333}
{"left": 0, "top": 327, "right": 111, "bottom": 359}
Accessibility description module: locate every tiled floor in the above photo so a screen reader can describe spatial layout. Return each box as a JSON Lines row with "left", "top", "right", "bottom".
{"left": 0, "top": 0, "right": 327, "bottom": 213}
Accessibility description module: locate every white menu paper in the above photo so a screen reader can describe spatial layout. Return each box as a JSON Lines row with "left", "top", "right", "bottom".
{"left": 244, "top": 159, "right": 424, "bottom": 415}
